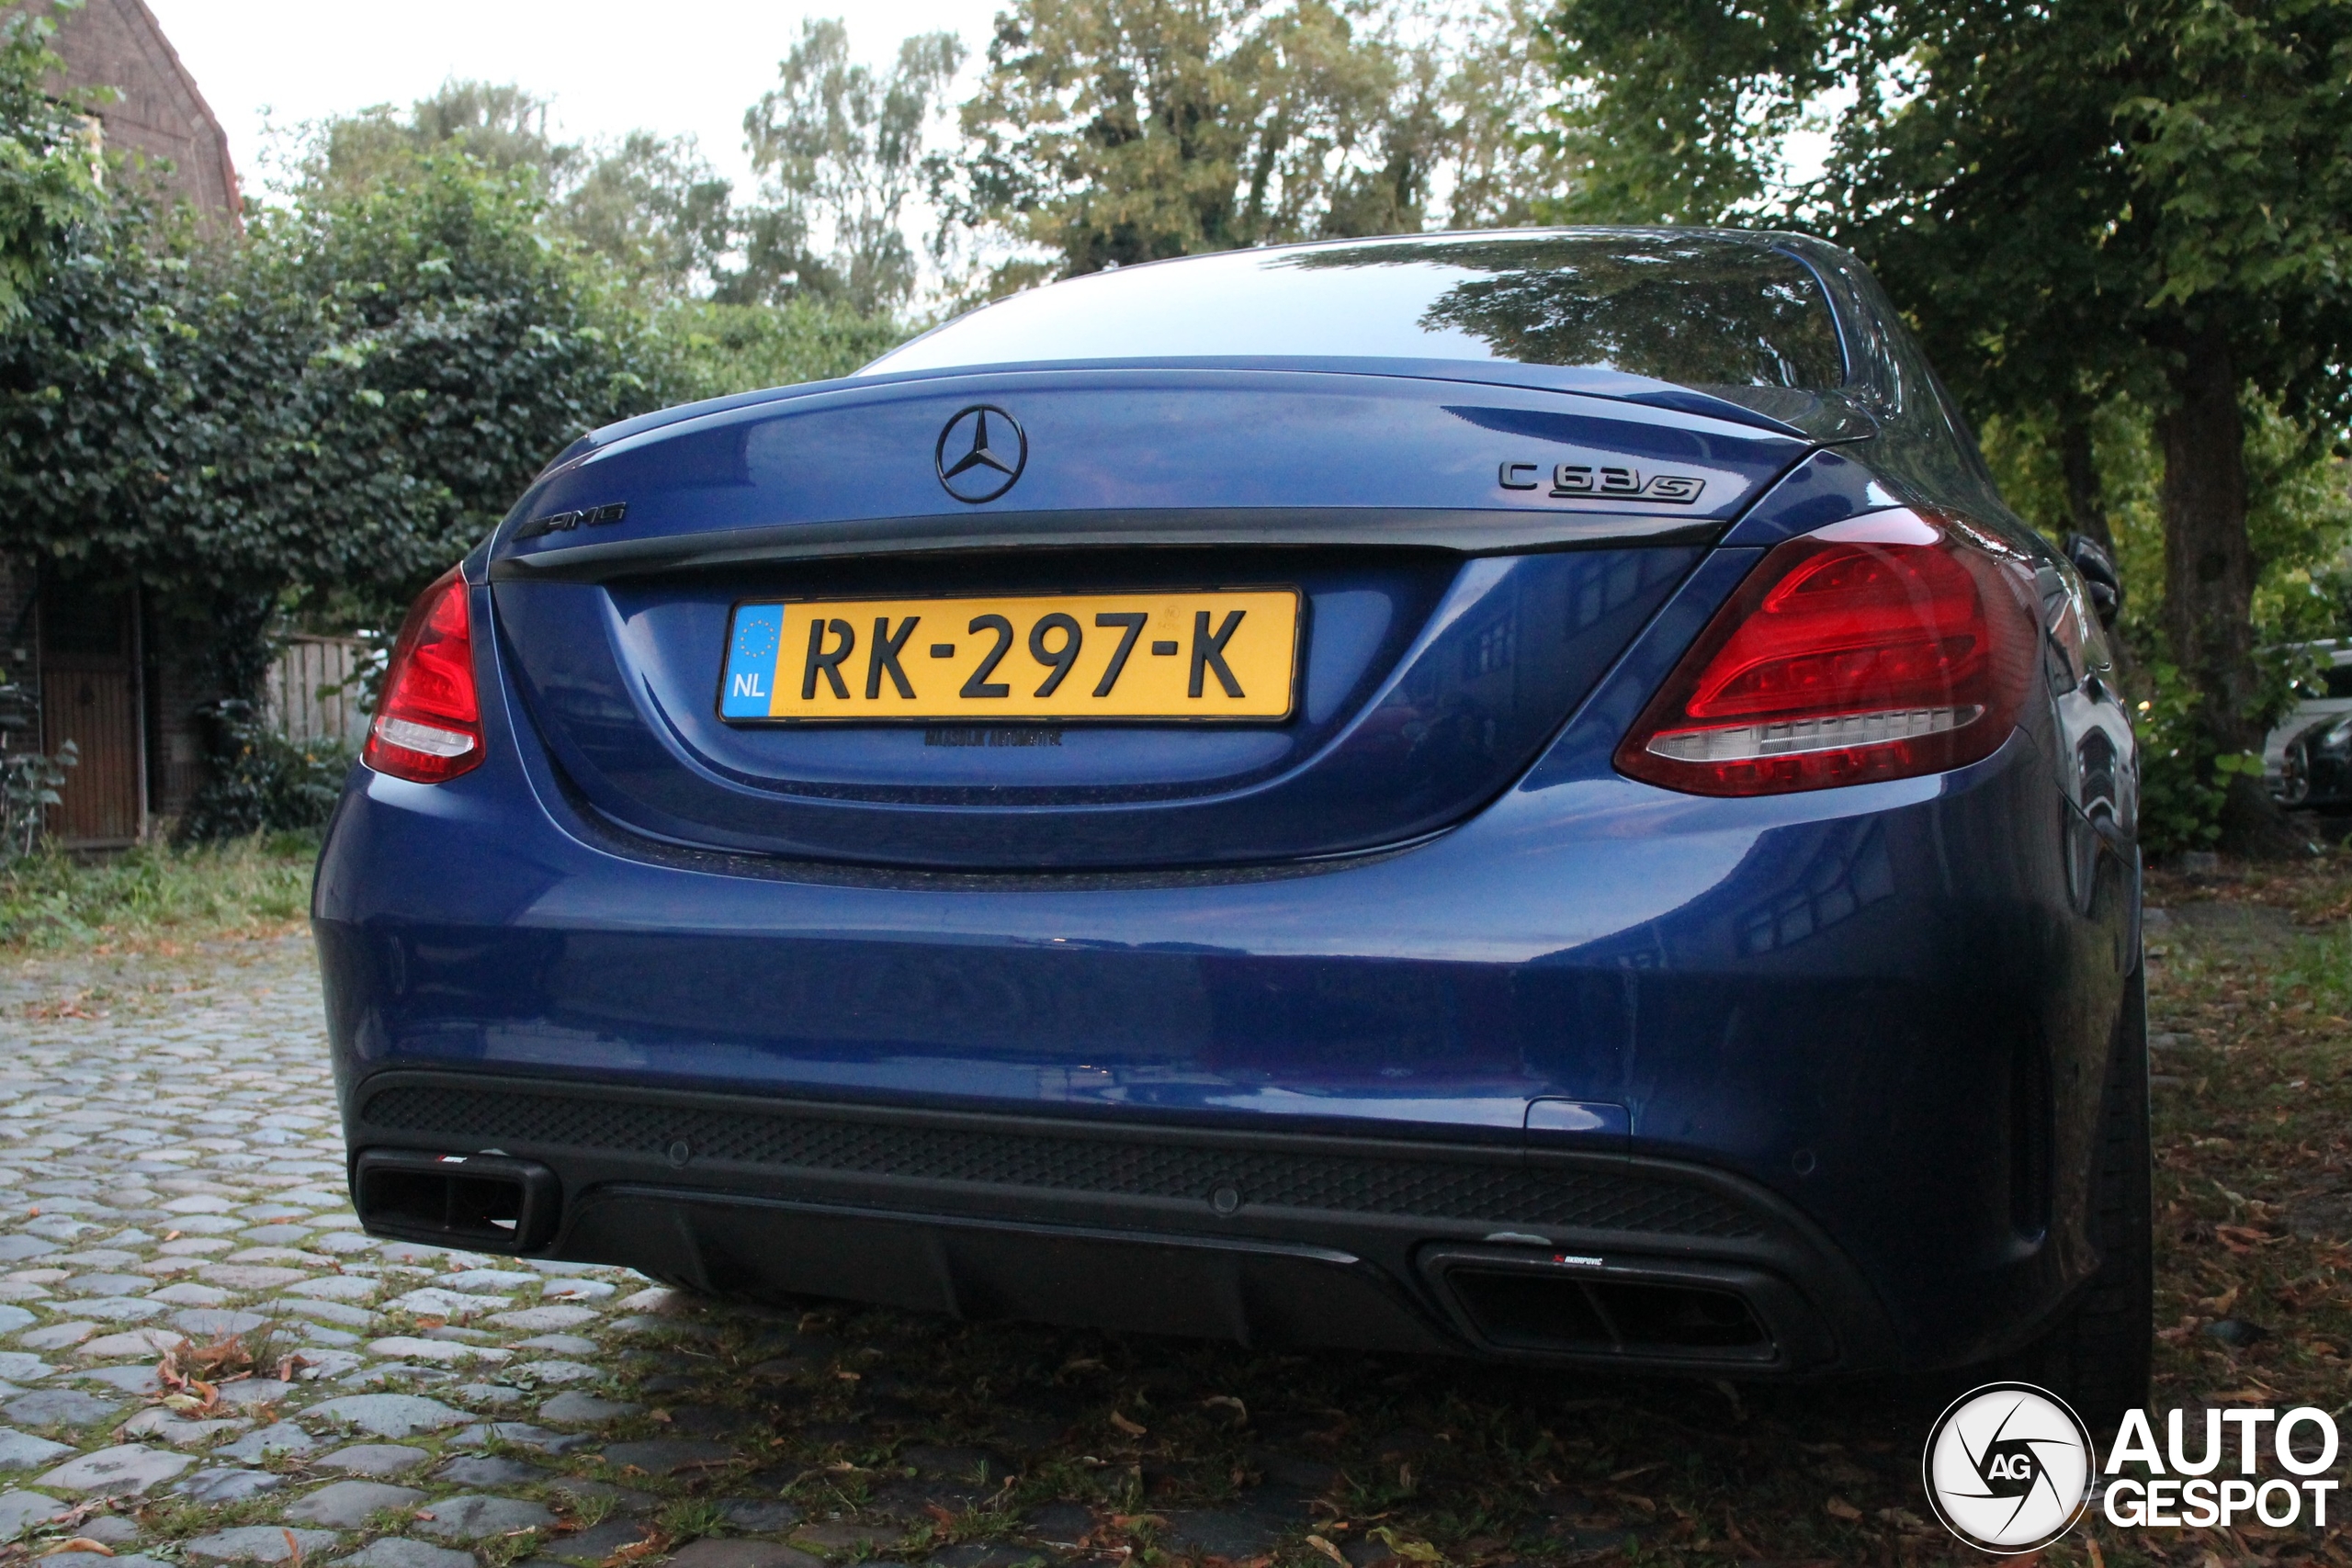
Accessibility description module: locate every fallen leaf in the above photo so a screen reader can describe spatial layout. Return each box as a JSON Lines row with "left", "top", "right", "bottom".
{"left": 601, "top": 1530, "right": 671, "bottom": 1568}
{"left": 1203, "top": 1394, "right": 1248, "bottom": 1422}
{"left": 1306, "top": 1537, "right": 1349, "bottom": 1568}
{"left": 1369, "top": 1528, "right": 1442, "bottom": 1563}
{"left": 1608, "top": 1461, "right": 1663, "bottom": 1483}
{"left": 40, "top": 1541, "right": 113, "bottom": 1558}
{"left": 1109, "top": 1411, "right": 1148, "bottom": 1437}
{"left": 1824, "top": 1496, "right": 1863, "bottom": 1522}
{"left": 280, "top": 1529, "right": 304, "bottom": 1568}
{"left": 161, "top": 1231, "right": 180, "bottom": 1243}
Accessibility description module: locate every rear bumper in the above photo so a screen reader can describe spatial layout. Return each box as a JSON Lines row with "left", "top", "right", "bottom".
{"left": 315, "top": 575, "right": 2137, "bottom": 1377}
{"left": 345, "top": 1068, "right": 1892, "bottom": 1373}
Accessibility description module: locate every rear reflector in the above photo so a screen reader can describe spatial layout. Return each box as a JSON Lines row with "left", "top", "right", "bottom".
{"left": 364, "top": 567, "right": 483, "bottom": 784}
{"left": 1617, "top": 509, "right": 2038, "bottom": 795}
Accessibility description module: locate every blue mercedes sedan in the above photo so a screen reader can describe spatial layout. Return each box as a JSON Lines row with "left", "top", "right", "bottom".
{"left": 316, "top": 229, "right": 2149, "bottom": 1422}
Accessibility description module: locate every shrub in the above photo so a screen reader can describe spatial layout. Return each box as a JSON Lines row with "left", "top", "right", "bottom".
{"left": 177, "top": 699, "right": 356, "bottom": 842}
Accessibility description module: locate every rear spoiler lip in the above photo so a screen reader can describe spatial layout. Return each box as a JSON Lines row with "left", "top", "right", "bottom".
{"left": 486, "top": 505, "right": 1727, "bottom": 583}
{"left": 544, "top": 354, "right": 1862, "bottom": 478}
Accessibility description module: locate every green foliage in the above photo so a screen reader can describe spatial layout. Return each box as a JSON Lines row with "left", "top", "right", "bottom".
{"left": 295, "top": 80, "right": 584, "bottom": 202}
{"left": 1536, "top": 0, "right": 1828, "bottom": 226}
{"left": 175, "top": 699, "right": 355, "bottom": 843}
{"left": 266, "top": 153, "right": 667, "bottom": 591}
{"left": 1544, "top": 0, "right": 2352, "bottom": 426}
{"left": 0, "top": 152, "right": 658, "bottom": 621}
{"left": 294, "top": 82, "right": 743, "bottom": 304}
{"left": 0, "top": 141, "right": 673, "bottom": 837}
{"left": 742, "top": 19, "right": 965, "bottom": 314}
{"left": 650, "top": 297, "right": 911, "bottom": 403}
{"left": 1986, "top": 391, "right": 2351, "bottom": 849}
{"left": 1545, "top": 0, "right": 2352, "bottom": 849}
{"left": 0, "top": 6, "right": 104, "bottom": 324}
{"left": 560, "top": 130, "right": 735, "bottom": 299}
{"left": 0, "top": 832, "right": 315, "bottom": 948}
{"left": 2134, "top": 662, "right": 2231, "bottom": 856}
{"left": 0, "top": 738, "right": 74, "bottom": 861}
{"left": 1984, "top": 397, "right": 2352, "bottom": 667}
{"left": 943, "top": 0, "right": 1568, "bottom": 285}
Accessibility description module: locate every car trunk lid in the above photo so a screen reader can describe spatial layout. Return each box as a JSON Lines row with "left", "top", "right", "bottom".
{"left": 485, "top": 366, "right": 1809, "bottom": 869}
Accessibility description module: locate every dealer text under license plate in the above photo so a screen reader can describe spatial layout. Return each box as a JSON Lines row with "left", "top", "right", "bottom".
{"left": 719, "top": 589, "right": 1300, "bottom": 722}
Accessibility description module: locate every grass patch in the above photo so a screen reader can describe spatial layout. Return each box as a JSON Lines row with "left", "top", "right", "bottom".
{"left": 656, "top": 1496, "right": 731, "bottom": 1540}
{"left": 0, "top": 831, "right": 318, "bottom": 949}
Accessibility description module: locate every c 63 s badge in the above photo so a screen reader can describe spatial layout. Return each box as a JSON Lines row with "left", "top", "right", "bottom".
{"left": 1498, "top": 461, "right": 1704, "bottom": 503}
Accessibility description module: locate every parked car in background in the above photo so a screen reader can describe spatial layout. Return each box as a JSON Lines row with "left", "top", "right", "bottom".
{"left": 2278, "top": 711, "right": 2352, "bottom": 809}
{"left": 317, "top": 228, "right": 2150, "bottom": 1425}
{"left": 2267, "top": 642, "right": 2352, "bottom": 800}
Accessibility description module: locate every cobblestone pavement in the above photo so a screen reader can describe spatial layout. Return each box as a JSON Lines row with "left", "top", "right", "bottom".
{"left": 1, "top": 936, "right": 1647, "bottom": 1568}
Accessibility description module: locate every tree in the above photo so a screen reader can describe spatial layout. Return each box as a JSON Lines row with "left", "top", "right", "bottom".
{"left": 650, "top": 297, "right": 910, "bottom": 405}
{"left": 945, "top": 0, "right": 1400, "bottom": 276}
{"left": 0, "top": 147, "right": 669, "bottom": 831}
{"left": 1544, "top": 0, "right": 2352, "bottom": 850}
{"left": 0, "top": 5, "right": 103, "bottom": 323}
{"left": 293, "top": 81, "right": 741, "bottom": 303}
{"left": 738, "top": 19, "right": 964, "bottom": 313}
{"left": 941, "top": 0, "right": 1573, "bottom": 287}
{"left": 297, "top": 80, "right": 583, "bottom": 202}
{"left": 560, "top": 130, "right": 735, "bottom": 299}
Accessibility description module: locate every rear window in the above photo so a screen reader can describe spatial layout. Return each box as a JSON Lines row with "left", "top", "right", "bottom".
{"left": 871, "top": 231, "right": 1848, "bottom": 391}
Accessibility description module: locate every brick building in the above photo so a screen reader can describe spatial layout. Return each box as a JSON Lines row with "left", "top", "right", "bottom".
{"left": 0, "top": 0, "right": 240, "bottom": 842}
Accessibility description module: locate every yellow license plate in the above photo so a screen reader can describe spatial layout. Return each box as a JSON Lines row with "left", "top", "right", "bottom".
{"left": 718, "top": 589, "right": 1301, "bottom": 722}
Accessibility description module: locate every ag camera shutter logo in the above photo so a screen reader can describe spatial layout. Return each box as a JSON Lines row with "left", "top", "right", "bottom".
{"left": 1921, "top": 1382, "right": 2095, "bottom": 1553}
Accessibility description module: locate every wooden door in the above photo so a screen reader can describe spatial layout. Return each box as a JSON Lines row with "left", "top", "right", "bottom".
{"left": 39, "top": 581, "right": 142, "bottom": 845}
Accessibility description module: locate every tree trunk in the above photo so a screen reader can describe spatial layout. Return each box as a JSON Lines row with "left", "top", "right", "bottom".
{"left": 2154, "top": 322, "right": 2295, "bottom": 853}
{"left": 2058, "top": 411, "right": 2112, "bottom": 553}
{"left": 2057, "top": 407, "right": 2136, "bottom": 688}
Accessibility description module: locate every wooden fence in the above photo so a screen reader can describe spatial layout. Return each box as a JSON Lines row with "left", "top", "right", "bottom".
{"left": 266, "top": 634, "right": 368, "bottom": 746}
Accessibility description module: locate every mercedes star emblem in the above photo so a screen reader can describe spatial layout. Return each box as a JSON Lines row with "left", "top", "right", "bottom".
{"left": 934, "top": 404, "right": 1027, "bottom": 503}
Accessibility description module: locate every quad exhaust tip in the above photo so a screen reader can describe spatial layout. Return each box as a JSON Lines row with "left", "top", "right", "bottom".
{"left": 354, "top": 1149, "right": 560, "bottom": 1253}
{"left": 1420, "top": 1245, "right": 1781, "bottom": 1364}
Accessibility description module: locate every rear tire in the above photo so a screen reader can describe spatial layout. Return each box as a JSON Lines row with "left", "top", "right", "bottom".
{"left": 2004, "top": 962, "right": 2153, "bottom": 1432}
{"left": 2279, "top": 747, "right": 2312, "bottom": 807}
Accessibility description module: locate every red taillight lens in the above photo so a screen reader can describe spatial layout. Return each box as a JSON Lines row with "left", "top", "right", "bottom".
{"left": 1616, "top": 510, "right": 2039, "bottom": 795}
{"left": 363, "top": 567, "right": 483, "bottom": 784}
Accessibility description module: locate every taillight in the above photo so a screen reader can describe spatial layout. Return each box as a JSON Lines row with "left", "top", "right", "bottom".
{"left": 364, "top": 567, "right": 482, "bottom": 784}
{"left": 1616, "top": 509, "right": 2038, "bottom": 795}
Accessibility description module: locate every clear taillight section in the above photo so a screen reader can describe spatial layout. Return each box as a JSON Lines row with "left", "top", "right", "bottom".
{"left": 363, "top": 567, "right": 482, "bottom": 784}
{"left": 1616, "top": 509, "right": 2039, "bottom": 795}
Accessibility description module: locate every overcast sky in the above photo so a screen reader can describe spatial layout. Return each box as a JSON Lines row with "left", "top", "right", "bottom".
{"left": 141, "top": 0, "right": 992, "bottom": 201}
